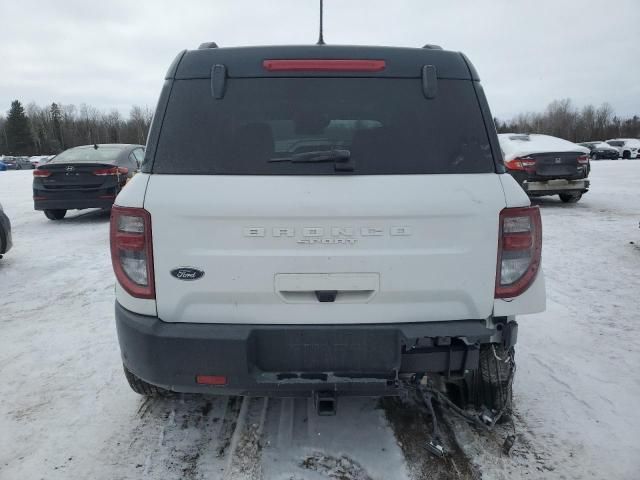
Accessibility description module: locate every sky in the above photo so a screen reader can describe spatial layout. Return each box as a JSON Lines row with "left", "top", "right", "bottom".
{"left": 0, "top": 0, "right": 639, "bottom": 121}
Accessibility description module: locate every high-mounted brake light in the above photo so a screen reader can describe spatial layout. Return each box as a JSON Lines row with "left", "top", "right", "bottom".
{"left": 33, "top": 169, "right": 52, "bottom": 177}
{"left": 110, "top": 206, "right": 155, "bottom": 299}
{"left": 495, "top": 206, "right": 542, "bottom": 298}
{"left": 262, "top": 59, "right": 386, "bottom": 72}
{"left": 94, "top": 166, "right": 128, "bottom": 176}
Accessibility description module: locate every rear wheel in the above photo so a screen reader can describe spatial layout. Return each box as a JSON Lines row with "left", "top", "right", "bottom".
{"left": 469, "top": 344, "right": 514, "bottom": 413}
{"left": 123, "top": 365, "right": 169, "bottom": 396}
{"left": 559, "top": 192, "right": 582, "bottom": 203}
{"left": 623, "top": 150, "right": 631, "bottom": 159}
{"left": 448, "top": 344, "right": 514, "bottom": 413}
{"left": 44, "top": 209, "right": 67, "bottom": 220}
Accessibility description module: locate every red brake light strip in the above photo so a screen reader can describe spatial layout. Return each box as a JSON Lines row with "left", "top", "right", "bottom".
{"left": 262, "top": 59, "right": 386, "bottom": 72}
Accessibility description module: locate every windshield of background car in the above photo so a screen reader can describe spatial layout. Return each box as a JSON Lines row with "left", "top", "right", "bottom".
{"left": 152, "top": 78, "right": 495, "bottom": 175}
{"left": 49, "top": 146, "right": 126, "bottom": 164}
{"left": 607, "top": 141, "right": 624, "bottom": 147}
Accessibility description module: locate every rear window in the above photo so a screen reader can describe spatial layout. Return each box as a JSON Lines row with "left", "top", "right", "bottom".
{"left": 152, "top": 78, "right": 495, "bottom": 175}
{"left": 50, "top": 146, "right": 126, "bottom": 164}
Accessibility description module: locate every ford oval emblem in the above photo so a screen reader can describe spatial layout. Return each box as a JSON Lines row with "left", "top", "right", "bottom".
{"left": 170, "top": 267, "right": 205, "bottom": 281}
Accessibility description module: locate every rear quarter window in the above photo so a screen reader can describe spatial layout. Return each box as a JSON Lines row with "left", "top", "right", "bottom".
{"left": 152, "top": 77, "right": 495, "bottom": 175}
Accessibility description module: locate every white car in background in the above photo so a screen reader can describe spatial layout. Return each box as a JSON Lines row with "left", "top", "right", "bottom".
{"left": 606, "top": 138, "right": 640, "bottom": 159}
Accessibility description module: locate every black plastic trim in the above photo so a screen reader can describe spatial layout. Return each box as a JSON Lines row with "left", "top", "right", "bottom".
{"left": 115, "top": 301, "right": 501, "bottom": 395}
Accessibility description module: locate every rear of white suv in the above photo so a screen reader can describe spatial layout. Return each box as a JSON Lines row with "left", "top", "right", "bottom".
{"left": 111, "top": 45, "right": 545, "bottom": 411}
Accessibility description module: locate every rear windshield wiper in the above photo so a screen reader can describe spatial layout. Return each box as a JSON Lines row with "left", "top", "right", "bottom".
{"left": 268, "top": 149, "right": 351, "bottom": 164}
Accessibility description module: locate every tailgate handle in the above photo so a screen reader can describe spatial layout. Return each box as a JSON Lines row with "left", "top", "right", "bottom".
{"left": 315, "top": 290, "right": 337, "bottom": 303}
{"left": 275, "top": 273, "right": 379, "bottom": 304}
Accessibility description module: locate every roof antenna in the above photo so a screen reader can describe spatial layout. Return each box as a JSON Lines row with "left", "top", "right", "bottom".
{"left": 316, "top": 0, "right": 325, "bottom": 45}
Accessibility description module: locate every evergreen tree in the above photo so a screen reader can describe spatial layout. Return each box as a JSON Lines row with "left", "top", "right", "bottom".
{"left": 50, "top": 102, "right": 64, "bottom": 150}
{"left": 5, "top": 100, "right": 33, "bottom": 154}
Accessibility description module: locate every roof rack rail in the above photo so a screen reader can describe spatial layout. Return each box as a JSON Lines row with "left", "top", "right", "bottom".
{"left": 422, "top": 44, "right": 443, "bottom": 50}
{"left": 198, "top": 42, "right": 219, "bottom": 49}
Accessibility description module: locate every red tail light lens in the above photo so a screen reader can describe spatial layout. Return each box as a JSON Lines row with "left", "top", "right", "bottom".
{"left": 33, "top": 169, "right": 51, "bottom": 177}
{"left": 495, "top": 206, "right": 542, "bottom": 298}
{"left": 576, "top": 155, "right": 589, "bottom": 164}
{"left": 94, "top": 167, "right": 128, "bottom": 176}
{"left": 263, "top": 59, "right": 386, "bottom": 72}
{"left": 504, "top": 157, "right": 536, "bottom": 173}
{"left": 110, "top": 206, "right": 155, "bottom": 299}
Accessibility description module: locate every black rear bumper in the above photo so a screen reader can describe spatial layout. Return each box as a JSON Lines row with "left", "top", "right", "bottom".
{"left": 33, "top": 187, "right": 118, "bottom": 211}
{"left": 115, "top": 302, "right": 515, "bottom": 396}
{"left": 34, "top": 196, "right": 116, "bottom": 210}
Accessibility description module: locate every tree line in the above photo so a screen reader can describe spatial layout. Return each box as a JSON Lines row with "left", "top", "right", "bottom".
{"left": 1, "top": 97, "right": 639, "bottom": 156}
{"left": 0, "top": 100, "right": 153, "bottom": 155}
{"left": 495, "top": 99, "right": 640, "bottom": 143}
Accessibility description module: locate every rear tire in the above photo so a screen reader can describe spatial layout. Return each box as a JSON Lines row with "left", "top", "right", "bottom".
{"left": 623, "top": 150, "right": 631, "bottom": 159}
{"left": 123, "top": 365, "right": 169, "bottom": 396}
{"left": 453, "top": 344, "right": 514, "bottom": 413}
{"left": 559, "top": 192, "right": 582, "bottom": 203}
{"left": 44, "top": 209, "right": 67, "bottom": 220}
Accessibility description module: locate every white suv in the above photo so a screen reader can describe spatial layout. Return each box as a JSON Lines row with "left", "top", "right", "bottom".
{"left": 606, "top": 138, "right": 640, "bottom": 159}
{"left": 110, "top": 44, "right": 545, "bottom": 414}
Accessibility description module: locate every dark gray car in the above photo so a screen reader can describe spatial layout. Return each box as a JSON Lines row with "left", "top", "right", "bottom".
{"left": 33, "top": 144, "right": 144, "bottom": 220}
{"left": 0, "top": 201, "right": 12, "bottom": 259}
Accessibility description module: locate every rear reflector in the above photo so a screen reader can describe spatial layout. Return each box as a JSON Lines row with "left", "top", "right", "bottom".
{"left": 196, "top": 375, "right": 227, "bottom": 386}
{"left": 110, "top": 206, "right": 155, "bottom": 299}
{"left": 495, "top": 206, "right": 542, "bottom": 298}
{"left": 33, "top": 170, "right": 51, "bottom": 177}
{"left": 262, "top": 59, "right": 386, "bottom": 72}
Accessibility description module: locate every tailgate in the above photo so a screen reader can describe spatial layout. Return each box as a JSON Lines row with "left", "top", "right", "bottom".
{"left": 145, "top": 174, "right": 506, "bottom": 325}
{"left": 532, "top": 152, "right": 582, "bottom": 177}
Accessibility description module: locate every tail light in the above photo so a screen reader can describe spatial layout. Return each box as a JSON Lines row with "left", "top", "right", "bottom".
{"left": 110, "top": 206, "right": 155, "bottom": 299}
{"left": 495, "top": 206, "right": 542, "bottom": 298}
{"left": 504, "top": 156, "right": 536, "bottom": 173}
{"left": 33, "top": 170, "right": 52, "bottom": 177}
{"left": 576, "top": 155, "right": 589, "bottom": 165}
{"left": 94, "top": 166, "right": 128, "bottom": 176}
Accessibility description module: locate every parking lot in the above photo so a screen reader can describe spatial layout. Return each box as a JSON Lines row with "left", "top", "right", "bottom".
{"left": 1, "top": 161, "right": 639, "bottom": 479}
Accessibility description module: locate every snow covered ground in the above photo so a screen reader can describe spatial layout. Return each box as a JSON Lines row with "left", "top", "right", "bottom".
{"left": 0, "top": 162, "right": 639, "bottom": 479}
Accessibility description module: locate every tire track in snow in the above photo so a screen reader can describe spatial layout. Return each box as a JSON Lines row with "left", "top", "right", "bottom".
{"left": 222, "top": 396, "right": 269, "bottom": 480}
{"left": 101, "top": 394, "right": 237, "bottom": 479}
